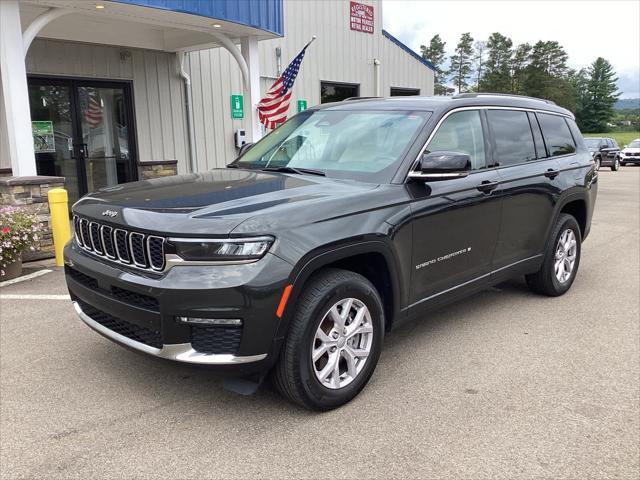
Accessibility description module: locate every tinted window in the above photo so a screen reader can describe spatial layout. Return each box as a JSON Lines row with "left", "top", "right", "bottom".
{"left": 487, "top": 110, "right": 536, "bottom": 166}
{"left": 537, "top": 113, "right": 576, "bottom": 156}
{"left": 320, "top": 82, "right": 359, "bottom": 103}
{"left": 527, "top": 111, "right": 547, "bottom": 159}
{"left": 427, "top": 110, "right": 486, "bottom": 170}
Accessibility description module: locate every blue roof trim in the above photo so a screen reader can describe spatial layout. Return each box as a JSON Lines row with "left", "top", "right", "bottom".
{"left": 382, "top": 29, "right": 436, "bottom": 72}
{"left": 111, "top": 0, "right": 283, "bottom": 36}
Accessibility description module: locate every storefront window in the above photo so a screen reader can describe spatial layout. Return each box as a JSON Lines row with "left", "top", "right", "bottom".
{"left": 320, "top": 82, "right": 359, "bottom": 103}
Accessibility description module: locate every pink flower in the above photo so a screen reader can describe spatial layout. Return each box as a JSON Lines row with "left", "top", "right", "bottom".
{"left": 1, "top": 227, "right": 9, "bottom": 234}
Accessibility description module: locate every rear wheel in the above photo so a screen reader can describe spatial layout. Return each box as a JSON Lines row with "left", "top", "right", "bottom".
{"left": 272, "top": 268, "right": 384, "bottom": 410}
{"left": 526, "top": 213, "right": 581, "bottom": 296}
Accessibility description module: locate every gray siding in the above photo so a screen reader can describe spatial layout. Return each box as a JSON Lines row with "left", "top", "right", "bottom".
{"left": 26, "top": 39, "right": 189, "bottom": 173}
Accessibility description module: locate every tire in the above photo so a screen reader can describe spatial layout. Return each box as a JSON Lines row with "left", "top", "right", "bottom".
{"left": 272, "top": 268, "right": 384, "bottom": 410}
{"left": 621, "top": 161, "right": 626, "bottom": 167}
{"left": 526, "top": 213, "right": 581, "bottom": 296}
{"left": 595, "top": 156, "right": 601, "bottom": 170}
{"left": 611, "top": 158, "right": 620, "bottom": 171}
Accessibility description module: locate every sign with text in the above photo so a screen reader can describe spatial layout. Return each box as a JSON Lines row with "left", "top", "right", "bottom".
{"left": 349, "top": 1, "right": 374, "bottom": 34}
{"left": 231, "top": 94, "right": 244, "bottom": 119}
{"left": 297, "top": 99, "right": 308, "bottom": 112}
{"left": 32, "top": 121, "right": 55, "bottom": 153}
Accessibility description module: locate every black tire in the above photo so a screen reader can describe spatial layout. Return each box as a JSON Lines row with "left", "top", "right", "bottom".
{"left": 272, "top": 268, "right": 384, "bottom": 410}
{"left": 526, "top": 213, "right": 581, "bottom": 296}
{"left": 620, "top": 161, "right": 626, "bottom": 167}
{"left": 611, "top": 158, "right": 620, "bottom": 171}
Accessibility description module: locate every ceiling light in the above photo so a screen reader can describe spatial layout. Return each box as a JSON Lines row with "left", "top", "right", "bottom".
{"left": 213, "top": 24, "right": 222, "bottom": 28}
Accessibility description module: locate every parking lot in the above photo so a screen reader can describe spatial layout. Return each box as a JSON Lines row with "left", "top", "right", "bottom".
{"left": 1, "top": 168, "right": 638, "bottom": 479}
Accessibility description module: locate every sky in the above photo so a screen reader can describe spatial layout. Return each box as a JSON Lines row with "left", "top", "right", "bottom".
{"left": 382, "top": 0, "right": 640, "bottom": 98}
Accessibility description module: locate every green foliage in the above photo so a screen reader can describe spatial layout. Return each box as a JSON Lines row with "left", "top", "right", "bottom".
{"left": 449, "top": 33, "right": 475, "bottom": 93}
{"left": 479, "top": 32, "right": 513, "bottom": 93}
{"left": 578, "top": 58, "right": 620, "bottom": 132}
{"left": 420, "top": 35, "right": 452, "bottom": 95}
{"left": 471, "top": 40, "right": 487, "bottom": 91}
{"left": 510, "top": 43, "right": 531, "bottom": 95}
{"left": 522, "top": 41, "right": 574, "bottom": 109}
{"left": 584, "top": 131, "right": 640, "bottom": 147}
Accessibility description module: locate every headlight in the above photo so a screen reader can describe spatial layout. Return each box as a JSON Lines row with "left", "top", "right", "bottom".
{"left": 168, "top": 237, "right": 273, "bottom": 262}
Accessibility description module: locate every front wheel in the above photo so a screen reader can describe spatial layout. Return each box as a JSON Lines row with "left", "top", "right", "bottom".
{"left": 612, "top": 158, "right": 620, "bottom": 171}
{"left": 272, "top": 268, "right": 384, "bottom": 410}
{"left": 526, "top": 213, "right": 581, "bottom": 296}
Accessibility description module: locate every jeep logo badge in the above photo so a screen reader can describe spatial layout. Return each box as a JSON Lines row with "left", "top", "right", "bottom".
{"left": 101, "top": 209, "right": 118, "bottom": 218}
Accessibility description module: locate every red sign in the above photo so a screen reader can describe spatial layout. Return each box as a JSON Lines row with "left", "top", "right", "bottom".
{"left": 350, "top": 1, "right": 374, "bottom": 34}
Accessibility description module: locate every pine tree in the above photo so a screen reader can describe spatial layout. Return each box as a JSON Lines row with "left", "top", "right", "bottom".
{"left": 581, "top": 57, "right": 620, "bottom": 132}
{"left": 569, "top": 68, "right": 590, "bottom": 130}
{"left": 523, "top": 41, "right": 571, "bottom": 105}
{"left": 420, "top": 34, "right": 452, "bottom": 95}
{"left": 510, "top": 43, "right": 531, "bottom": 95}
{"left": 449, "top": 33, "right": 475, "bottom": 93}
{"left": 480, "top": 33, "right": 513, "bottom": 93}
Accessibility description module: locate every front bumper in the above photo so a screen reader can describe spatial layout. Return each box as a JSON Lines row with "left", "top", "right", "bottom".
{"left": 64, "top": 241, "right": 292, "bottom": 374}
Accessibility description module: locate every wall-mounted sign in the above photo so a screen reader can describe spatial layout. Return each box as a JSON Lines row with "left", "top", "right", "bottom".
{"left": 349, "top": 1, "right": 374, "bottom": 34}
{"left": 231, "top": 94, "right": 244, "bottom": 119}
{"left": 32, "top": 120, "right": 55, "bottom": 153}
{"left": 297, "top": 99, "right": 308, "bottom": 112}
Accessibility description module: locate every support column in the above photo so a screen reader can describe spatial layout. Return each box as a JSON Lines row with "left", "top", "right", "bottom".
{"left": 240, "top": 36, "right": 263, "bottom": 143}
{"left": 0, "top": 0, "right": 37, "bottom": 176}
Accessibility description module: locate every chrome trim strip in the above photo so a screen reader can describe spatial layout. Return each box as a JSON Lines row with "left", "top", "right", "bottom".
{"left": 128, "top": 232, "right": 148, "bottom": 267}
{"left": 100, "top": 225, "right": 117, "bottom": 259}
{"left": 164, "top": 254, "right": 259, "bottom": 268}
{"left": 72, "top": 216, "right": 82, "bottom": 245}
{"left": 114, "top": 228, "right": 132, "bottom": 264}
{"left": 89, "top": 221, "right": 104, "bottom": 255}
{"left": 73, "top": 301, "right": 267, "bottom": 365}
{"left": 407, "top": 171, "right": 469, "bottom": 179}
{"left": 146, "top": 235, "right": 166, "bottom": 271}
{"left": 79, "top": 218, "right": 91, "bottom": 250}
{"left": 167, "top": 236, "right": 274, "bottom": 243}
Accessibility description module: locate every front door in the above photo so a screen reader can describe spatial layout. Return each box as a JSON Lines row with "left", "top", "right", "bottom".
{"left": 408, "top": 109, "right": 502, "bottom": 309}
{"left": 28, "top": 77, "right": 137, "bottom": 206}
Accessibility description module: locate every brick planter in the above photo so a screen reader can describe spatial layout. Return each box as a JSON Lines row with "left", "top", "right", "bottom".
{"left": 0, "top": 175, "right": 65, "bottom": 261}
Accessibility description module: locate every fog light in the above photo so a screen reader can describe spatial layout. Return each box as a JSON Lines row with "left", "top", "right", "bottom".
{"left": 178, "top": 316, "right": 242, "bottom": 326}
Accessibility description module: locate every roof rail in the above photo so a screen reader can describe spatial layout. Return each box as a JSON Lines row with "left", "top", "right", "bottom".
{"left": 343, "top": 96, "right": 381, "bottom": 101}
{"left": 453, "top": 92, "right": 556, "bottom": 105}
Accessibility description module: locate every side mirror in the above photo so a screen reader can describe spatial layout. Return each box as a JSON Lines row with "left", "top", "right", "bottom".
{"left": 237, "top": 142, "right": 254, "bottom": 157}
{"left": 408, "top": 151, "right": 471, "bottom": 181}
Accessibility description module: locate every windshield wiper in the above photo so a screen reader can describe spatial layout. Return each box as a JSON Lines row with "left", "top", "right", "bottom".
{"left": 261, "top": 166, "right": 325, "bottom": 176}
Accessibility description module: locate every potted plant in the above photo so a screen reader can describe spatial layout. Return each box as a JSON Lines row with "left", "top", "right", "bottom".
{"left": 0, "top": 206, "right": 43, "bottom": 281}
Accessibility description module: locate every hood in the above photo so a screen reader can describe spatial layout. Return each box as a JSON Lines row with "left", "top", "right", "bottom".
{"left": 622, "top": 147, "right": 640, "bottom": 153}
{"left": 73, "top": 168, "right": 379, "bottom": 235}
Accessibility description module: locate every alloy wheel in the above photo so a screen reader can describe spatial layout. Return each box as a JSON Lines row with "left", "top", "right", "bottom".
{"left": 555, "top": 229, "right": 577, "bottom": 284}
{"left": 311, "top": 298, "right": 374, "bottom": 389}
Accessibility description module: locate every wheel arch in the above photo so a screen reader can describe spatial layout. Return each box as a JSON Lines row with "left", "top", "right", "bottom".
{"left": 554, "top": 193, "right": 588, "bottom": 239}
{"left": 281, "top": 240, "right": 404, "bottom": 334}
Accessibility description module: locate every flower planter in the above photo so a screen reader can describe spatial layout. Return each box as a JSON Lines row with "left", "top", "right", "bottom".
{"left": 1, "top": 257, "right": 22, "bottom": 281}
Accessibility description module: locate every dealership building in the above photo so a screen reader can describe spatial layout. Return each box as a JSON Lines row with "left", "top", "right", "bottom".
{"left": 0, "top": 0, "right": 434, "bottom": 256}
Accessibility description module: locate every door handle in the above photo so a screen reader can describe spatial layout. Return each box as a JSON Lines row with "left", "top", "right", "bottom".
{"left": 544, "top": 168, "right": 559, "bottom": 179}
{"left": 477, "top": 180, "right": 498, "bottom": 194}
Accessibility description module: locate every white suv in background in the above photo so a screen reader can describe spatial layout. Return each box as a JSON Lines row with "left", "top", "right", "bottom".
{"left": 620, "top": 139, "right": 640, "bottom": 166}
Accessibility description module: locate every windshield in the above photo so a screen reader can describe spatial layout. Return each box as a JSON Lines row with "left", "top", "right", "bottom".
{"left": 628, "top": 140, "right": 640, "bottom": 148}
{"left": 584, "top": 138, "right": 602, "bottom": 148}
{"left": 233, "top": 109, "right": 430, "bottom": 183}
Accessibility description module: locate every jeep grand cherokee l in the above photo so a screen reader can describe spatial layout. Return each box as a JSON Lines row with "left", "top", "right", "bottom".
{"left": 64, "top": 94, "right": 597, "bottom": 410}
{"left": 584, "top": 137, "right": 621, "bottom": 171}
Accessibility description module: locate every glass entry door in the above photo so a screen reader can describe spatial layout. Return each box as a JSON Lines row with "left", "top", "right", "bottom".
{"left": 28, "top": 78, "right": 137, "bottom": 205}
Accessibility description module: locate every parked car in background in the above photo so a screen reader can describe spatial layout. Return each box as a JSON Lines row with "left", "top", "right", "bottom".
{"left": 620, "top": 139, "right": 640, "bottom": 166}
{"left": 584, "top": 137, "right": 621, "bottom": 171}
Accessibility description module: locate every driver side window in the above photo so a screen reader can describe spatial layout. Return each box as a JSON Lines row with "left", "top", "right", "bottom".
{"left": 427, "top": 110, "right": 486, "bottom": 170}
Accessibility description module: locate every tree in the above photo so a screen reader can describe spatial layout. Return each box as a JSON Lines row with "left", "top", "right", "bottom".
{"left": 448, "top": 33, "right": 475, "bottom": 93}
{"left": 580, "top": 57, "right": 620, "bottom": 132}
{"left": 480, "top": 32, "right": 513, "bottom": 93}
{"left": 510, "top": 43, "right": 531, "bottom": 95}
{"left": 522, "top": 41, "right": 572, "bottom": 106}
{"left": 569, "top": 68, "right": 590, "bottom": 129}
{"left": 472, "top": 40, "right": 487, "bottom": 92}
{"left": 420, "top": 34, "right": 452, "bottom": 95}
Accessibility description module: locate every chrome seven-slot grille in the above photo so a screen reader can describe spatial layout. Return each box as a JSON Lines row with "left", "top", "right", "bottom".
{"left": 73, "top": 216, "right": 166, "bottom": 271}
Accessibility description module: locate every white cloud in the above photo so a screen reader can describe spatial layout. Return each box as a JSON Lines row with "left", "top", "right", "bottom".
{"left": 382, "top": 0, "right": 640, "bottom": 98}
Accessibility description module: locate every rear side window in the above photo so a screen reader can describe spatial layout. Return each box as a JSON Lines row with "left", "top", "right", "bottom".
{"left": 487, "top": 110, "right": 536, "bottom": 166}
{"left": 537, "top": 113, "right": 576, "bottom": 156}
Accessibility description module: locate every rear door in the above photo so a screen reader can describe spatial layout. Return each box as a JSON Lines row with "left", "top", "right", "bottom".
{"left": 488, "top": 109, "right": 560, "bottom": 270}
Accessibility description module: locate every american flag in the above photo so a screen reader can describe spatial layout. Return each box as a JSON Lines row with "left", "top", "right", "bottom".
{"left": 257, "top": 41, "right": 312, "bottom": 130}
{"left": 79, "top": 87, "right": 103, "bottom": 129}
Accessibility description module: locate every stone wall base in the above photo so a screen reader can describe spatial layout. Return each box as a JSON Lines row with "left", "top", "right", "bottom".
{"left": 0, "top": 176, "right": 65, "bottom": 262}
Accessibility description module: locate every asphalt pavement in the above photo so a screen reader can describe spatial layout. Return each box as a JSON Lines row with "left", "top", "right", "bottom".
{"left": 1, "top": 168, "right": 639, "bottom": 479}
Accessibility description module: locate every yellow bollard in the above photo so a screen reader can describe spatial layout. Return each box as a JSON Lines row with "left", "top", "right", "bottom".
{"left": 47, "top": 188, "right": 71, "bottom": 267}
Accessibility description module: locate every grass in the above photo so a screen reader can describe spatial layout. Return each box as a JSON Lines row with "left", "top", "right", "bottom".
{"left": 583, "top": 131, "right": 640, "bottom": 147}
